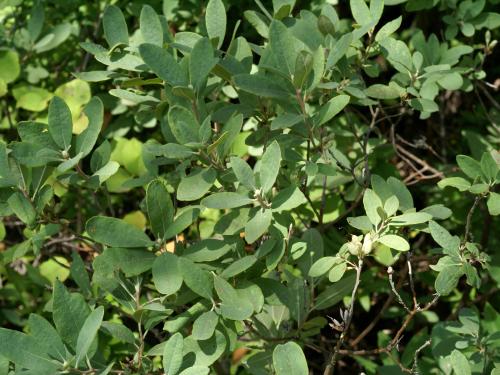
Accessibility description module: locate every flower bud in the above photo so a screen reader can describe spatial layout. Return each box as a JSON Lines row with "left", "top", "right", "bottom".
{"left": 347, "top": 235, "right": 363, "bottom": 256}
{"left": 361, "top": 233, "right": 373, "bottom": 256}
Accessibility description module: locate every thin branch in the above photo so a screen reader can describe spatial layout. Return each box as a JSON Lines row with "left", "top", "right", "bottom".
{"left": 351, "top": 264, "right": 409, "bottom": 347}
{"left": 388, "top": 266, "right": 411, "bottom": 314}
{"left": 463, "top": 195, "right": 481, "bottom": 245}
{"left": 411, "top": 339, "right": 432, "bottom": 374}
{"left": 407, "top": 253, "right": 418, "bottom": 309}
{"left": 323, "top": 259, "right": 363, "bottom": 375}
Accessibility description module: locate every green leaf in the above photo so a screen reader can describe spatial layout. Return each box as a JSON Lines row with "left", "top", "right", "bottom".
{"left": 435, "top": 265, "right": 463, "bottom": 295}
{"left": 471, "top": 12, "right": 500, "bottom": 29}
{"left": 57, "top": 152, "right": 83, "bottom": 173}
{"left": 96, "top": 248, "right": 155, "bottom": 277}
{"left": 75, "top": 97, "right": 104, "bottom": 157}
{"left": 110, "top": 88, "right": 159, "bottom": 105}
{"left": 487, "top": 192, "right": 500, "bottom": 216}
{"left": 271, "top": 112, "right": 303, "bottom": 130}
{"left": 214, "top": 275, "right": 253, "bottom": 320}
{"left": 220, "top": 255, "right": 257, "bottom": 278}
{"left": 152, "top": 253, "right": 183, "bottom": 295}
{"left": 0, "top": 328, "right": 60, "bottom": 373}
{"left": 179, "top": 367, "right": 210, "bottom": 375}
{"left": 164, "top": 207, "right": 200, "bottom": 239}
{"left": 410, "top": 98, "right": 439, "bottom": 113}
{"left": 70, "top": 251, "right": 91, "bottom": 295}
{"left": 182, "top": 239, "right": 235, "bottom": 262}
{"left": 370, "top": 0, "right": 384, "bottom": 24}
{"left": 231, "top": 157, "right": 256, "bottom": 190}
{"left": 347, "top": 216, "right": 373, "bottom": 231}
{"left": 205, "top": 0, "right": 226, "bottom": 48}
{"left": 73, "top": 70, "right": 115, "bottom": 82}
{"left": 375, "top": 16, "right": 402, "bottom": 41}
{"left": 75, "top": 306, "right": 104, "bottom": 367}
{"left": 377, "top": 234, "right": 410, "bottom": 251}
{"left": 328, "top": 262, "right": 347, "bottom": 282}
{"left": 390, "top": 212, "right": 432, "bottom": 226}
{"left": 314, "top": 95, "right": 350, "bottom": 126}
{"left": 379, "top": 37, "right": 413, "bottom": 73}
{"left": 450, "top": 349, "right": 471, "bottom": 375}
{"left": 86, "top": 216, "right": 154, "bottom": 247}
{"left": 260, "top": 141, "right": 281, "bottom": 194}
{"left": 365, "top": 83, "right": 403, "bottom": 99}
{"left": 273, "top": 0, "right": 296, "bottom": 19}
{"left": 103, "top": 5, "right": 128, "bottom": 47}
{"left": 456, "top": 155, "right": 482, "bottom": 179}
{"left": 163, "top": 333, "right": 184, "bottom": 375}
{"left": 28, "top": 314, "right": 66, "bottom": 362}
{"left": 53, "top": 280, "right": 90, "bottom": 349}
{"left": 0, "top": 79, "right": 6, "bottom": 97}
{"left": 201, "top": 192, "right": 253, "bottom": 209}
{"left": 91, "top": 161, "right": 119, "bottom": 185}
{"left": 34, "top": 23, "right": 72, "bottom": 53}
{"left": 350, "top": 0, "right": 372, "bottom": 25}
{"left": 183, "top": 331, "right": 226, "bottom": 366}
{"left": 48, "top": 96, "right": 72, "bottom": 150}
{"left": 219, "top": 297, "right": 254, "bottom": 320}
{"left": 481, "top": 151, "right": 499, "bottom": 181}
{"left": 293, "top": 50, "right": 313, "bottom": 89}
{"left": 0, "top": 50, "right": 20, "bottom": 84}
{"left": 271, "top": 186, "right": 307, "bottom": 212}
{"left": 101, "top": 322, "right": 135, "bottom": 344}
{"left": 371, "top": 174, "right": 392, "bottom": 202}
{"left": 273, "top": 342, "right": 309, "bottom": 375}
{"left": 269, "top": 20, "right": 297, "bottom": 76}
{"left": 384, "top": 195, "right": 399, "bottom": 217}
{"left": 469, "top": 183, "right": 489, "bottom": 194}
{"left": 213, "top": 273, "right": 236, "bottom": 299}
{"left": 438, "top": 177, "right": 471, "bottom": 191}
{"left": 139, "top": 44, "right": 186, "bottom": 86}
{"left": 163, "top": 302, "right": 208, "bottom": 334}
{"left": 190, "top": 37, "right": 218, "bottom": 90}
{"left": 146, "top": 143, "right": 194, "bottom": 159}
{"left": 421, "top": 204, "right": 452, "bottom": 220}
{"left": 387, "top": 177, "right": 414, "bottom": 211}
{"left": 177, "top": 168, "right": 217, "bottom": 201}
{"left": 8, "top": 191, "right": 36, "bottom": 226}
{"left": 179, "top": 258, "right": 213, "bottom": 299}
{"left": 429, "top": 221, "right": 459, "bottom": 249}
{"left": 245, "top": 209, "right": 272, "bottom": 244}
{"left": 146, "top": 178, "right": 174, "bottom": 239}
{"left": 326, "top": 33, "right": 352, "bottom": 69}
{"left": 437, "top": 72, "right": 463, "bottom": 91}
{"left": 28, "top": 3, "right": 44, "bottom": 41}
{"left": 234, "top": 74, "right": 291, "bottom": 98}
{"left": 168, "top": 105, "right": 200, "bottom": 145}
{"left": 315, "top": 273, "right": 356, "bottom": 309}
{"left": 192, "top": 311, "right": 218, "bottom": 340}
{"left": 363, "top": 189, "right": 383, "bottom": 225}
{"left": 244, "top": 10, "right": 269, "bottom": 38}
{"left": 140, "top": 5, "right": 163, "bottom": 47}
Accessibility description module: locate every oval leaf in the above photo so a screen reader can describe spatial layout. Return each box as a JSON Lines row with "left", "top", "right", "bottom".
{"left": 273, "top": 342, "right": 308, "bottom": 375}
{"left": 86, "top": 216, "right": 154, "bottom": 247}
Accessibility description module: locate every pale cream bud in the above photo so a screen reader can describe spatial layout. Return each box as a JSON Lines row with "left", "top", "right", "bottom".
{"left": 361, "top": 233, "right": 373, "bottom": 256}
{"left": 347, "top": 235, "right": 363, "bottom": 256}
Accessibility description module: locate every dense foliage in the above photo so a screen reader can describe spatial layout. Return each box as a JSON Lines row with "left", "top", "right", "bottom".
{"left": 1, "top": 0, "right": 500, "bottom": 374}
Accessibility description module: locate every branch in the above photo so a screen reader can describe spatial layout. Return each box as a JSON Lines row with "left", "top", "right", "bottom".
{"left": 323, "top": 259, "right": 363, "bottom": 375}
{"left": 463, "top": 195, "right": 481, "bottom": 245}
